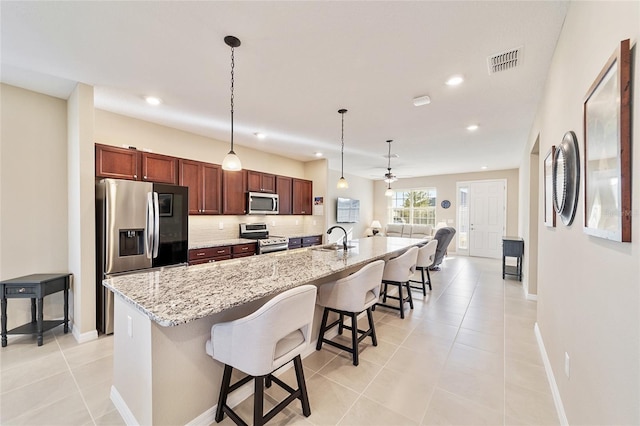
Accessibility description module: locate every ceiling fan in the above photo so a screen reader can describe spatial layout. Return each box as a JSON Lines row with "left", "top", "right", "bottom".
{"left": 384, "top": 140, "right": 397, "bottom": 183}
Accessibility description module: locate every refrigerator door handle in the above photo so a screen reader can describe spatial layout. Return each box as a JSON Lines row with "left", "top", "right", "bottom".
{"left": 146, "top": 192, "right": 154, "bottom": 259}
{"left": 153, "top": 192, "right": 160, "bottom": 258}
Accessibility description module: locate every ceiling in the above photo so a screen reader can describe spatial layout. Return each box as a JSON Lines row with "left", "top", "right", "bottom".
{"left": 1, "top": 1, "right": 568, "bottom": 180}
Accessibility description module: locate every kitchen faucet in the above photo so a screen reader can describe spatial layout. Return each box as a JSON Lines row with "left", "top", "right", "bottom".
{"left": 327, "top": 225, "right": 348, "bottom": 251}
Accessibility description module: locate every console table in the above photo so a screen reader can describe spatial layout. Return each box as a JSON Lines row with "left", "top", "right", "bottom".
{"left": 502, "top": 237, "right": 524, "bottom": 281}
{"left": 1, "top": 273, "right": 71, "bottom": 347}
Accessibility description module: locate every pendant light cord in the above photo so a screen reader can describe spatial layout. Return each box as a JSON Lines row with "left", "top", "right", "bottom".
{"left": 341, "top": 112, "right": 345, "bottom": 177}
{"left": 230, "top": 46, "right": 235, "bottom": 152}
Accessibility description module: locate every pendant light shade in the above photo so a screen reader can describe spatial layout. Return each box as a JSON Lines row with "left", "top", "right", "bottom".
{"left": 222, "top": 35, "right": 242, "bottom": 171}
{"left": 337, "top": 109, "right": 348, "bottom": 189}
{"left": 385, "top": 186, "right": 394, "bottom": 197}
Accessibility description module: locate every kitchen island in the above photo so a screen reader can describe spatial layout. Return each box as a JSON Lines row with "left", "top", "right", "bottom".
{"left": 103, "top": 236, "right": 426, "bottom": 425}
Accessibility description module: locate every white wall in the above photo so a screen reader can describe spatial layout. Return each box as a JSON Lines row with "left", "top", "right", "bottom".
{"left": 326, "top": 169, "right": 375, "bottom": 243}
{"left": 520, "top": 2, "right": 640, "bottom": 424}
{"left": 0, "top": 84, "right": 69, "bottom": 329}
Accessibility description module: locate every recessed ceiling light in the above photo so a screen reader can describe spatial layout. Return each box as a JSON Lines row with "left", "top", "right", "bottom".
{"left": 314, "top": 152, "right": 323, "bottom": 157}
{"left": 467, "top": 124, "right": 479, "bottom": 131}
{"left": 445, "top": 75, "right": 464, "bottom": 86}
{"left": 254, "top": 132, "right": 266, "bottom": 139}
{"left": 412, "top": 95, "right": 431, "bottom": 106}
{"left": 144, "top": 96, "right": 162, "bottom": 106}
{"left": 481, "top": 166, "right": 488, "bottom": 170}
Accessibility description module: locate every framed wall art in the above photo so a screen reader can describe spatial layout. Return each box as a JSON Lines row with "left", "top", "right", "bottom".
{"left": 553, "top": 131, "right": 580, "bottom": 226}
{"left": 583, "top": 39, "right": 631, "bottom": 242}
{"left": 543, "top": 146, "right": 556, "bottom": 227}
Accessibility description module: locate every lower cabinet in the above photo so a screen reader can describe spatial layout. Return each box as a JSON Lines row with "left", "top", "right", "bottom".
{"left": 188, "top": 242, "right": 257, "bottom": 265}
{"left": 288, "top": 235, "right": 322, "bottom": 250}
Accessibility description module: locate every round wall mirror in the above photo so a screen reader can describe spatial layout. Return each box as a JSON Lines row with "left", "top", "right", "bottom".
{"left": 552, "top": 131, "right": 580, "bottom": 226}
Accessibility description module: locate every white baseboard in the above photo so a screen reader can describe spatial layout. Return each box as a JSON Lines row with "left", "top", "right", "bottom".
{"left": 111, "top": 385, "right": 140, "bottom": 426}
{"left": 71, "top": 324, "right": 98, "bottom": 344}
{"left": 534, "top": 323, "right": 568, "bottom": 425}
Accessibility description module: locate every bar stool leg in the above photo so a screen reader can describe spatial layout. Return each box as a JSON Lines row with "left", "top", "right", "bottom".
{"left": 350, "top": 312, "right": 359, "bottom": 366}
{"left": 254, "top": 376, "right": 265, "bottom": 426}
{"left": 338, "top": 313, "right": 344, "bottom": 335}
{"left": 420, "top": 269, "right": 427, "bottom": 295}
{"left": 366, "top": 307, "right": 377, "bottom": 346}
{"left": 216, "top": 364, "right": 233, "bottom": 422}
{"left": 426, "top": 268, "right": 432, "bottom": 290}
{"left": 406, "top": 282, "right": 414, "bottom": 309}
{"left": 293, "top": 355, "right": 311, "bottom": 417}
{"left": 398, "top": 283, "right": 405, "bottom": 319}
{"left": 316, "top": 308, "right": 329, "bottom": 351}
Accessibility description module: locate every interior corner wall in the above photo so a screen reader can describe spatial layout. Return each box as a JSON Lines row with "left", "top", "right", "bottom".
{"left": 520, "top": 2, "right": 640, "bottom": 424}
{"left": 0, "top": 84, "right": 69, "bottom": 329}
{"left": 326, "top": 169, "right": 374, "bottom": 243}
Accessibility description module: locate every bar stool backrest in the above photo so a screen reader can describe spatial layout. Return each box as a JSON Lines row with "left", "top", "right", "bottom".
{"left": 382, "top": 246, "right": 419, "bottom": 282}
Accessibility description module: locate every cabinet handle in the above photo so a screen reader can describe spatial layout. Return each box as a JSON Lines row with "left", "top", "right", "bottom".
{"left": 19, "top": 287, "right": 26, "bottom": 293}
{"left": 241, "top": 247, "right": 248, "bottom": 251}
{"left": 217, "top": 250, "right": 225, "bottom": 254}
{"left": 134, "top": 174, "right": 138, "bottom": 179}
{"left": 196, "top": 253, "right": 205, "bottom": 256}
{"left": 143, "top": 176, "right": 147, "bottom": 180}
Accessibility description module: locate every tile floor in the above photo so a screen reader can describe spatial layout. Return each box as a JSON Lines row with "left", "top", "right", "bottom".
{"left": 0, "top": 256, "right": 558, "bottom": 425}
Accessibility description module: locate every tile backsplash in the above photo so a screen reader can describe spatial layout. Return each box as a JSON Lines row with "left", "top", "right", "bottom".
{"left": 189, "top": 215, "right": 325, "bottom": 245}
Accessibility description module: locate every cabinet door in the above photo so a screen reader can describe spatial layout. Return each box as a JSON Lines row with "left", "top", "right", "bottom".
{"left": 222, "top": 170, "right": 247, "bottom": 215}
{"left": 141, "top": 152, "right": 178, "bottom": 184}
{"left": 247, "top": 171, "right": 276, "bottom": 193}
{"left": 201, "top": 163, "right": 221, "bottom": 214}
{"left": 179, "top": 159, "right": 202, "bottom": 214}
{"left": 276, "top": 176, "right": 293, "bottom": 215}
{"left": 95, "top": 144, "right": 140, "bottom": 180}
{"left": 293, "top": 179, "right": 313, "bottom": 215}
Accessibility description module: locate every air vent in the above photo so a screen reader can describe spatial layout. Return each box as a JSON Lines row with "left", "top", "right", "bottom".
{"left": 487, "top": 46, "right": 522, "bottom": 74}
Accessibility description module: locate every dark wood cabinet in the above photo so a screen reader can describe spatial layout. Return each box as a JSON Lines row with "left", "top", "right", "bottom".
{"left": 276, "top": 176, "right": 293, "bottom": 215}
{"left": 247, "top": 171, "right": 276, "bottom": 193}
{"left": 302, "top": 235, "right": 322, "bottom": 247}
{"left": 293, "top": 178, "right": 313, "bottom": 215}
{"left": 232, "top": 243, "right": 257, "bottom": 258}
{"left": 288, "top": 237, "right": 302, "bottom": 250}
{"left": 95, "top": 144, "right": 140, "bottom": 180}
{"left": 222, "top": 170, "right": 247, "bottom": 215}
{"left": 96, "top": 144, "right": 177, "bottom": 184}
{"left": 179, "top": 160, "right": 221, "bottom": 215}
{"left": 188, "top": 246, "right": 232, "bottom": 265}
{"left": 141, "top": 152, "right": 178, "bottom": 184}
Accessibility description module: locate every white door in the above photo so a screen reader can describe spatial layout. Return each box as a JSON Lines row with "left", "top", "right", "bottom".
{"left": 469, "top": 180, "right": 506, "bottom": 259}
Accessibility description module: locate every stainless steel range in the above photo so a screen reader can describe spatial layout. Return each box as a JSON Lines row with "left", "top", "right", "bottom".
{"left": 239, "top": 223, "right": 289, "bottom": 254}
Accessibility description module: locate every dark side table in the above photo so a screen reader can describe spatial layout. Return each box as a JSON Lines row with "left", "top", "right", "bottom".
{"left": 1, "top": 273, "right": 71, "bottom": 347}
{"left": 502, "top": 237, "right": 524, "bottom": 281}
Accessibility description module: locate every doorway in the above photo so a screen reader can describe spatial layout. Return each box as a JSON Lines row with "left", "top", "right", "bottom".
{"left": 457, "top": 179, "right": 506, "bottom": 259}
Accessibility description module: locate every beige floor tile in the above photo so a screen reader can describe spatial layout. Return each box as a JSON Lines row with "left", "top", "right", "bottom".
{"left": 317, "top": 355, "right": 382, "bottom": 393}
{"left": 505, "top": 338, "right": 544, "bottom": 367}
{"left": 455, "top": 327, "right": 504, "bottom": 353}
{"left": 374, "top": 322, "right": 413, "bottom": 346}
{"left": 363, "top": 367, "right": 435, "bottom": 423}
{"left": 304, "top": 347, "right": 340, "bottom": 373}
{"left": 0, "top": 334, "right": 61, "bottom": 371}
{"left": 1, "top": 350, "right": 69, "bottom": 393}
{"left": 460, "top": 315, "right": 504, "bottom": 336}
{"left": 303, "top": 373, "right": 360, "bottom": 425}
{"left": 3, "top": 390, "right": 94, "bottom": 426}
{"left": 338, "top": 395, "right": 418, "bottom": 426}
{"left": 421, "top": 388, "right": 503, "bottom": 425}
{"left": 411, "top": 321, "right": 460, "bottom": 342}
{"left": 400, "top": 333, "right": 453, "bottom": 363}
{"left": 356, "top": 338, "right": 399, "bottom": 367}
{"left": 0, "top": 371, "right": 79, "bottom": 422}
{"left": 71, "top": 355, "right": 114, "bottom": 390}
{"left": 437, "top": 364, "right": 504, "bottom": 413}
{"left": 385, "top": 346, "right": 445, "bottom": 381}
{"left": 80, "top": 378, "right": 120, "bottom": 419}
{"left": 94, "top": 408, "right": 126, "bottom": 426}
{"left": 445, "top": 343, "right": 504, "bottom": 377}
{"left": 505, "top": 357, "right": 551, "bottom": 395}
{"left": 63, "top": 334, "right": 114, "bottom": 369}
{"left": 505, "top": 382, "right": 559, "bottom": 425}
{"left": 421, "top": 309, "right": 465, "bottom": 327}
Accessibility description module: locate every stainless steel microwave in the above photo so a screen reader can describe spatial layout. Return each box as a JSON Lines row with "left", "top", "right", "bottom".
{"left": 247, "top": 192, "right": 279, "bottom": 215}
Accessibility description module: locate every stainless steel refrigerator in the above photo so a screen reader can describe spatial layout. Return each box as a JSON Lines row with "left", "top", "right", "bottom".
{"left": 96, "top": 178, "right": 188, "bottom": 334}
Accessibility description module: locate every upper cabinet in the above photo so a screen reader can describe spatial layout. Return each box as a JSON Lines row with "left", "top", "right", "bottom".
{"left": 179, "top": 159, "right": 221, "bottom": 215}
{"left": 95, "top": 144, "right": 140, "bottom": 180}
{"left": 247, "top": 170, "right": 276, "bottom": 193}
{"left": 222, "top": 170, "right": 247, "bottom": 215}
{"left": 95, "top": 144, "right": 177, "bottom": 184}
{"left": 292, "top": 178, "right": 313, "bottom": 215}
{"left": 276, "top": 176, "right": 293, "bottom": 215}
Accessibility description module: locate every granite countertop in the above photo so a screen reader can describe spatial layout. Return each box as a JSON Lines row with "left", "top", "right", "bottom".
{"left": 103, "top": 237, "right": 426, "bottom": 327}
{"left": 189, "top": 238, "right": 256, "bottom": 250}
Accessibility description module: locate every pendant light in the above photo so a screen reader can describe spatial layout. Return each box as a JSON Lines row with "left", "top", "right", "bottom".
{"left": 385, "top": 140, "right": 394, "bottom": 197}
{"left": 221, "top": 35, "right": 242, "bottom": 171}
{"left": 336, "top": 109, "right": 349, "bottom": 189}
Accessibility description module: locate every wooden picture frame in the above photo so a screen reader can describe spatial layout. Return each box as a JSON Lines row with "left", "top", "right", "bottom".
{"left": 583, "top": 39, "right": 631, "bottom": 242}
{"left": 544, "top": 146, "right": 556, "bottom": 227}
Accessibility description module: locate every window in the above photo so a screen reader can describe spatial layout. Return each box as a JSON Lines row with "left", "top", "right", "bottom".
{"left": 389, "top": 189, "right": 436, "bottom": 226}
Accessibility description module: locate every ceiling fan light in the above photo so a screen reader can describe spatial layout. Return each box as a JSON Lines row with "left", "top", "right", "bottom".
{"left": 385, "top": 187, "right": 393, "bottom": 197}
{"left": 412, "top": 95, "right": 431, "bottom": 106}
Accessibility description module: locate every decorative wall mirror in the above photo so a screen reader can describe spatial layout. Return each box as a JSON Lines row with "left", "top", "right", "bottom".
{"left": 553, "top": 131, "right": 580, "bottom": 226}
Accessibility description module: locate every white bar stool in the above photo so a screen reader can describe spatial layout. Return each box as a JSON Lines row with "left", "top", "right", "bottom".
{"left": 205, "top": 285, "right": 317, "bottom": 426}
{"left": 376, "top": 246, "right": 419, "bottom": 319}
{"left": 409, "top": 239, "right": 439, "bottom": 295}
{"left": 316, "top": 260, "right": 385, "bottom": 366}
